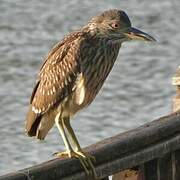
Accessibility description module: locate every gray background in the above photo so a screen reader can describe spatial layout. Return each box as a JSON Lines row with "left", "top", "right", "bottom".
{"left": 0, "top": 0, "right": 180, "bottom": 175}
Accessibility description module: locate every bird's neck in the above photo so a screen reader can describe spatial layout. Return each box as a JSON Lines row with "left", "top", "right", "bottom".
{"left": 82, "top": 27, "right": 122, "bottom": 47}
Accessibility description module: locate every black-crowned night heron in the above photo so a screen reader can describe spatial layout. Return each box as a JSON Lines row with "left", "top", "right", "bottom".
{"left": 25, "top": 9, "right": 155, "bottom": 178}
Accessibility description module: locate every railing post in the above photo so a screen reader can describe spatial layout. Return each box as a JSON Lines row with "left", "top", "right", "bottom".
{"left": 101, "top": 177, "right": 109, "bottom": 180}
{"left": 111, "top": 67, "right": 180, "bottom": 180}
{"left": 144, "top": 160, "right": 158, "bottom": 180}
{"left": 157, "top": 154, "right": 172, "bottom": 180}
{"left": 172, "top": 67, "right": 180, "bottom": 180}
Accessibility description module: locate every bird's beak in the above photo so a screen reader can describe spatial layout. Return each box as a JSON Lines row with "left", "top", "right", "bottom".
{"left": 124, "top": 27, "right": 156, "bottom": 42}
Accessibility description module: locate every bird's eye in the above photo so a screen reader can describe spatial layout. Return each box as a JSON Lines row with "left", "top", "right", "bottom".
{"left": 111, "top": 22, "right": 119, "bottom": 29}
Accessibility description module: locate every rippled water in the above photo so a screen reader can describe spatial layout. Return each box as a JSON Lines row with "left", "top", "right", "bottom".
{"left": 0, "top": 0, "right": 180, "bottom": 175}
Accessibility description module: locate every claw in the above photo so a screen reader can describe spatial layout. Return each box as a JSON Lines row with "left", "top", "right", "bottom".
{"left": 74, "top": 154, "right": 90, "bottom": 175}
{"left": 54, "top": 150, "right": 98, "bottom": 179}
{"left": 76, "top": 151, "right": 96, "bottom": 163}
{"left": 53, "top": 151, "right": 72, "bottom": 158}
{"left": 74, "top": 151, "right": 97, "bottom": 179}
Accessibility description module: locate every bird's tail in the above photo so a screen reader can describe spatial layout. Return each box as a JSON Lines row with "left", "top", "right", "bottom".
{"left": 25, "top": 105, "right": 42, "bottom": 137}
{"left": 25, "top": 105, "right": 55, "bottom": 140}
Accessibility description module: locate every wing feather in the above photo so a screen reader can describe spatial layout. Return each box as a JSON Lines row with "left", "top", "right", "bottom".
{"left": 25, "top": 31, "right": 83, "bottom": 136}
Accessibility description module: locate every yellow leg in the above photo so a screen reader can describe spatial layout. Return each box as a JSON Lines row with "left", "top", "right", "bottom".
{"left": 55, "top": 113, "right": 73, "bottom": 154}
{"left": 54, "top": 114, "right": 91, "bottom": 175}
{"left": 63, "top": 117, "right": 97, "bottom": 179}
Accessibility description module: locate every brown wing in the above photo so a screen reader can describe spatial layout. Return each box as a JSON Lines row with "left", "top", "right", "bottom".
{"left": 25, "top": 31, "right": 83, "bottom": 136}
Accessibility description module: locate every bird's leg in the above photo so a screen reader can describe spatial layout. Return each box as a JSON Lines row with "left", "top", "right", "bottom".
{"left": 54, "top": 114, "right": 90, "bottom": 175}
{"left": 54, "top": 113, "right": 74, "bottom": 157}
{"left": 64, "top": 118, "right": 95, "bottom": 160}
{"left": 63, "top": 117, "right": 97, "bottom": 179}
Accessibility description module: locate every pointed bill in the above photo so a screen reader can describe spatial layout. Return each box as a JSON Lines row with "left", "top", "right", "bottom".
{"left": 124, "top": 27, "right": 156, "bottom": 42}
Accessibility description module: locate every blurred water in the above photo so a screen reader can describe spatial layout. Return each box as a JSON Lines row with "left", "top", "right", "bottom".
{"left": 0, "top": 0, "right": 180, "bottom": 175}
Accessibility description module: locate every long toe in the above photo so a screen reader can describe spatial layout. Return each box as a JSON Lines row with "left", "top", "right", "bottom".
{"left": 76, "top": 151, "right": 96, "bottom": 162}
{"left": 53, "top": 151, "right": 73, "bottom": 158}
{"left": 54, "top": 150, "right": 98, "bottom": 179}
{"left": 75, "top": 151, "right": 97, "bottom": 179}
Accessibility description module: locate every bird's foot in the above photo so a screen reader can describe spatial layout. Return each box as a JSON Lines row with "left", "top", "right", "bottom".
{"left": 74, "top": 150, "right": 97, "bottom": 179}
{"left": 54, "top": 150, "right": 97, "bottom": 179}
{"left": 53, "top": 151, "right": 73, "bottom": 158}
{"left": 75, "top": 150, "right": 96, "bottom": 163}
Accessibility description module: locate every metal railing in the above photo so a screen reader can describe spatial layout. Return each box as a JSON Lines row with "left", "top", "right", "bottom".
{"left": 1, "top": 67, "right": 180, "bottom": 180}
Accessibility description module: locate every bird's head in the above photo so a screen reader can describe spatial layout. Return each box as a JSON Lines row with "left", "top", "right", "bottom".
{"left": 86, "top": 9, "right": 156, "bottom": 43}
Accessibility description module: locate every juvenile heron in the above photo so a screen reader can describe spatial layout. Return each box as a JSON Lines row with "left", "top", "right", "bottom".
{"left": 25, "top": 9, "right": 155, "bottom": 178}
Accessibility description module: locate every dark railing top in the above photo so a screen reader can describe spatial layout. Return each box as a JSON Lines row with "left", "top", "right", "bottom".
{"left": 1, "top": 112, "right": 180, "bottom": 180}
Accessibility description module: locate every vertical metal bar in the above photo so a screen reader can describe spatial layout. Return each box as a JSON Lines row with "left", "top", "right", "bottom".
{"left": 101, "top": 177, "right": 109, "bottom": 180}
{"left": 144, "top": 159, "right": 158, "bottom": 180}
{"left": 172, "top": 152, "right": 176, "bottom": 180}
{"left": 173, "top": 150, "right": 180, "bottom": 180}
{"left": 172, "top": 67, "right": 180, "bottom": 180}
{"left": 138, "top": 165, "right": 145, "bottom": 180}
{"left": 157, "top": 154, "right": 172, "bottom": 180}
